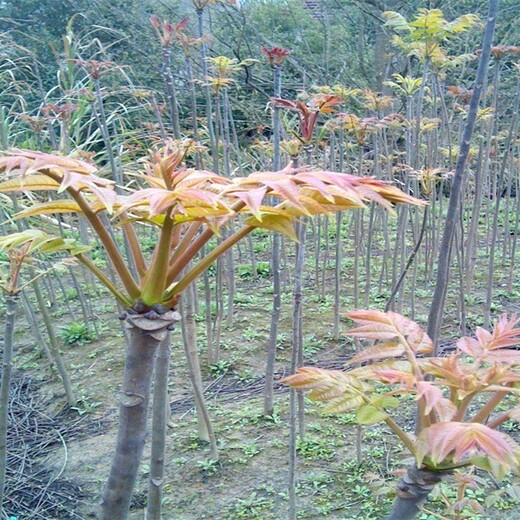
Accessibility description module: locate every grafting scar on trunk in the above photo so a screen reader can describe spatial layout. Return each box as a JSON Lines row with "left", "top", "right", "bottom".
{"left": 386, "top": 465, "right": 445, "bottom": 520}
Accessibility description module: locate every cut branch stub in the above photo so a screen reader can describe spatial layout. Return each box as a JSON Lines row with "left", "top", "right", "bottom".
{"left": 125, "top": 310, "right": 181, "bottom": 341}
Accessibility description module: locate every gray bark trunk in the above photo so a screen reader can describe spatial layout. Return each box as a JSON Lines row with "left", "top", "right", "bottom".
{"left": 386, "top": 465, "right": 444, "bottom": 520}
{"left": 427, "top": 0, "right": 500, "bottom": 350}
{"left": 101, "top": 311, "right": 179, "bottom": 519}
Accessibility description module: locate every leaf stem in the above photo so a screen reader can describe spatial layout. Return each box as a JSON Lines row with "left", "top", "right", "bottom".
{"left": 384, "top": 415, "right": 416, "bottom": 455}
{"left": 453, "top": 393, "right": 476, "bottom": 422}
{"left": 43, "top": 169, "right": 140, "bottom": 299}
{"left": 170, "top": 225, "right": 254, "bottom": 297}
{"left": 76, "top": 254, "right": 132, "bottom": 306}
{"left": 470, "top": 390, "right": 509, "bottom": 424}
{"left": 140, "top": 215, "right": 175, "bottom": 305}
{"left": 486, "top": 412, "right": 511, "bottom": 430}
{"left": 120, "top": 216, "right": 147, "bottom": 278}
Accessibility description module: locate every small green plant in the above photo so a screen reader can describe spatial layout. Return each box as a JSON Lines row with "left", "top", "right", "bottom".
{"left": 297, "top": 437, "right": 336, "bottom": 461}
{"left": 233, "top": 292, "right": 255, "bottom": 306}
{"left": 234, "top": 369, "right": 255, "bottom": 384}
{"left": 242, "top": 326, "right": 266, "bottom": 341}
{"left": 209, "top": 358, "right": 234, "bottom": 376}
{"left": 303, "top": 335, "right": 323, "bottom": 358}
{"left": 263, "top": 409, "right": 282, "bottom": 425}
{"left": 230, "top": 492, "right": 274, "bottom": 519}
{"left": 71, "top": 395, "right": 102, "bottom": 415}
{"left": 197, "top": 458, "right": 220, "bottom": 476}
{"left": 60, "top": 321, "right": 93, "bottom": 345}
{"left": 241, "top": 442, "right": 261, "bottom": 458}
{"left": 238, "top": 261, "right": 271, "bottom": 279}
{"left": 65, "top": 287, "right": 77, "bottom": 300}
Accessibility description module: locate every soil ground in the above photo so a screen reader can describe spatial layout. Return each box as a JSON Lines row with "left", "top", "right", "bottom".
{"left": 7, "top": 230, "right": 520, "bottom": 519}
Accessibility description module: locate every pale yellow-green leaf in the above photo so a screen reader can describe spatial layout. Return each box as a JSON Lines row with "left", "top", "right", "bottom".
{"left": 0, "top": 229, "right": 89, "bottom": 256}
{"left": 14, "top": 200, "right": 81, "bottom": 219}
{"left": 471, "top": 456, "right": 509, "bottom": 481}
{"left": 357, "top": 405, "right": 388, "bottom": 425}
{"left": 245, "top": 214, "right": 298, "bottom": 241}
{"left": 323, "top": 394, "right": 365, "bottom": 414}
{"left": 371, "top": 394, "right": 400, "bottom": 409}
{"left": 0, "top": 175, "right": 60, "bottom": 192}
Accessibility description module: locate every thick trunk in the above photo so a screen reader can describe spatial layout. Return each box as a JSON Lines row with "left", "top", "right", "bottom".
{"left": 101, "top": 310, "right": 179, "bottom": 520}
{"left": 386, "top": 465, "right": 444, "bottom": 520}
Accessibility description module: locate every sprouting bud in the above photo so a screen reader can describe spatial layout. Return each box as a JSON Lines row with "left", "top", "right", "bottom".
{"left": 261, "top": 47, "right": 291, "bottom": 67}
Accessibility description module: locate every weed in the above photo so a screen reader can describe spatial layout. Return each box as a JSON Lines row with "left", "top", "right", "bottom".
{"left": 303, "top": 334, "right": 323, "bottom": 358}
{"left": 71, "top": 395, "right": 102, "bottom": 415}
{"left": 209, "top": 358, "right": 234, "bottom": 376}
{"left": 238, "top": 261, "right": 271, "bottom": 279}
{"left": 65, "top": 288, "right": 77, "bottom": 300}
{"left": 234, "top": 369, "right": 255, "bottom": 384}
{"left": 241, "top": 442, "right": 261, "bottom": 457}
{"left": 242, "top": 326, "right": 266, "bottom": 341}
{"left": 197, "top": 458, "right": 220, "bottom": 476}
{"left": 60, "top": 321, "right": 93, "bottom": 345}
{"left": 229, "top": 492, "right": 274, "bottom": 519}
{"left": 297, "top": 437, "right": 336, "bottom": 461}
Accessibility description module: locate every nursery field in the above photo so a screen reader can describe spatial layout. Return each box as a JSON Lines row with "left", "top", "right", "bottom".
{"left": 1, "top": 0, "right": 520, "bottom": 519}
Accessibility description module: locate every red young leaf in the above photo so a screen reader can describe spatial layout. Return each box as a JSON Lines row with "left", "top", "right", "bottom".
{"left": 346, "top": 310, "right": 433, "bottom": 354}
{"left": 416, "top": 422, "right": 520, "bottom": 478}
{"left": 415, "top": 381, "right": 456, "bottom": 421}
{"left": 457, "top": 314, "right": 520, "bottom": 362}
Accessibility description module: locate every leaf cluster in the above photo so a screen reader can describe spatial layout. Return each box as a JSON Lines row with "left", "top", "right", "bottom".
{"left": 0, "top": 145, "right": 422, "bottom": 309}
{"left": 284, "top": 310, "right": 520, "bottom": 480}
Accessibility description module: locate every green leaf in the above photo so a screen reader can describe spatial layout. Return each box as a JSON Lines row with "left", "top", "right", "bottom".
{"left": 356, "top": 405, "right": 388, "bottom": 425}
{"left": 323, "top": 394, "right": 365, "bottom": 414}
{"left": 471, "top": 456, "right": 508, "bottom": 481}
{"left": 371, "top": 394, "right": 400, "bottom": 409}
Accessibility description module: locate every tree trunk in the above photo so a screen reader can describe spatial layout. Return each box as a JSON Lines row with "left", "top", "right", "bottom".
{"left": 427, "top": 0, "right": 500, "bottom": 350}
{"left": 0, "top": 294, "right": 18, "bottom": 511}
{"left": 386, "top": 465, "right": 444, "bottom": 520}
{"left": 146, "top": 336, "right": 171, "bottom": 520}
{"left": 181, "top": 291, "right": 208, "bottom": 442}
{"left": 264, "top": 63, "right": 282, "bottom": 416}
{"left": 101, "top": 310, "right": 180, "bottom": 520}
{"left": 30, "top": 278, "right": 76, "bottom": 406}
{"left": 263, "top": 230, "right": 281, "bottom": 416}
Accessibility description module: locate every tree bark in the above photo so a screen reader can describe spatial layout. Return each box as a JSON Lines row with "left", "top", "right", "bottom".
{"left": 264, "top": 63, "right": 282, "bottom": 416}
{"left": 30, "top": 278, "right": 76, "bottom": 406}
{"left": 146, "top": 336, "right": 171, "bottom": 520}
{"left": 427, "top": 0, "right": 500, "bottom": 350}
{"left": 386, "top": 465, "right": 444, "bottom": 520}
{"left": 101, "top": 310, "right": 180, "bottom": 520}
{"left": 0, "top": 294, "right": 18, "bottom": 512}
